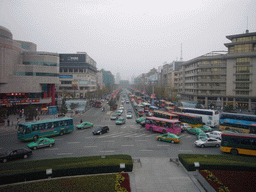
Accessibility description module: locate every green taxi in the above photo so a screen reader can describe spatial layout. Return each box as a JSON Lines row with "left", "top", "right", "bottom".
{"left": 156, "top": 133, "right": 181, "bottom": 144}
{"left": 76, "top": 121, "right": 94, "bottom": 129}
{"left": 197, "top": 132, "right": 208, "bottom": 140}
{"left": 187, "top": 127, "right": 204, "bottom": 135}
{"left": 135, "top": 117, "right": 146, "bottom": 124}
{"left": 27, "top": 138, "right": 55, "bottom": 150}
{"left": 200, "top": 125, "right": 213, "bottom": 132}
{"left": 116, "top": 117, "right": 126, "bottom": 125}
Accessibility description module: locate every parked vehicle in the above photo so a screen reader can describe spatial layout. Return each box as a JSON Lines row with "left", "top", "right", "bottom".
{"left": 92, "top": 126, "right": 109, "bottom": 135}
{"left": 181, "top": 123, "right": 192, "bottom": 132}
{"left": 116, "top": 117, "right": 126, "bottom": 125}
{"left": 197, "top": 132, "right": 208, "bottom": 140}
{"left": 199, "top": 125, "right": 213, "bottom": 132}
{"left": 187, "top": 127, "right": 204, "bottom": 135}
{"left": 110, "top": 114, "right": 118, "bottom": 120}
{"left": 0, "top": 148, "right": 32, "bottom": 163}
{"left": 126, "top": 112, "right": 133, "bottom": 119}
{"left": 206, "top": 131, "right": 222, "bottom": 140}
{"left": 156, "top": 133, "right": 181, "bottom": 143}
{"left": 27, "top": 137, "right": 55, "bottom": 150}
{"left": 194, "top": 138, "right": 221, "bottom": 148}
{"left": 76, "top": 121, "right": 93, "bottom": 129}
{"left": 136, "top": 117, "right": 146, "bottom": 123}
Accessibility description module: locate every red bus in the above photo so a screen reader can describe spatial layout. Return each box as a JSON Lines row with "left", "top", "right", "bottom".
{"left": 153, "top": 110, "right": 179, "bottom": 120}
{"left": 145, "top": 117, "right": 181, "bottom": 134}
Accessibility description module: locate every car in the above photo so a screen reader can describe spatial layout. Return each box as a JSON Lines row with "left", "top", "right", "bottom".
{"left": 135, "top": 117, "right": 146, "bottom": 123}
{"left": 119, "top": 106, "right": 124, "bottom": 110}
{"left": 200, "top": 125, "right": 213, "bottom": 132}
{"left": 110, "top": 114, "right": 118, "bottom": 120}
{"left": 206, "top": 131, "right": 222, "bottom": 140}
{"left": 126, "top": 112, "right": 133, "bottom": 119}
{"left": 156, "top": 133, "right": 181, "bottom": 144}
{"left": 140, "top": 121, "right": 146, "bottom": 127}
{"left": 145, "top": 111, "right": 153, "bottom": 117}
{"left": 181, "top": 123, "right": 192, "bottom": 132}
{"left": 127, "top": 109, "right": 133, "bottom": 113}
{"left": 126, "top": 100, "right": 129, "bottom": 104}
{"left": 194, "top": 138, "right": 221, "bottom": 148}
{"left": 76, "top": 121, "right": 93, "bottom": 129}
{"left": 197, "top": 132, "right": 208, "bottom": 140}
{"left": 187, "top": 127, "right": 204, "bottom": 135}
{"left": 116, "top": 117, "right": 126, "bottom": 125}
{"left": 27, "top": 137, "right": 55, "bottom": 150}
{"left": 0, "top": 148, "right": 32, "bottom": 163}
{"left": 92, "top": 126, "right": 109, "bottom": 135}
{"left": 116, "top": 111, "right": 122, "bottom": 116}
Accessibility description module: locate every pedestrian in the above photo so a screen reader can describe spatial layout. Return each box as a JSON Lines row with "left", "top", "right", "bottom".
{"left": 7, "top": 119, "right": 10, "bottom": 126}
{"left": 80, "top": 119, "right": 83, "bottom": 123}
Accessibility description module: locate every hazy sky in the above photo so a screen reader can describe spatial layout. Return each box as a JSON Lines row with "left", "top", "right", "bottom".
{"left": 1, "top": 0, "right": 256, "bottom": 80}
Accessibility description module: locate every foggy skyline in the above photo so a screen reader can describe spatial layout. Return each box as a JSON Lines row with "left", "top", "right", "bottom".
{"left": 1, "top": 0, "right": 256, "bottom": 80}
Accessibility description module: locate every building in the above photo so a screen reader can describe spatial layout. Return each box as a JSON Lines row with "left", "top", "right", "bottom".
{"left": 57, "top": 53, "right": 97, "bottom": 99}
{"left": 0, "top": 26, "right": 59, "bottom": 113}
{"left": 179, "top": 30, "right": 256, "bottom": 111}
{"left": 102, "top": 70, "right": 115, "bottom": 87}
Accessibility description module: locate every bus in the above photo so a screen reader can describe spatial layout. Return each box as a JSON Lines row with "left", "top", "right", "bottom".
{"left": 153, "top": 110, "right": 179, "bottom": 120}
{"left": 181, "top": 108, "right": 219, "bottom": 128}
{"left": 17, "top": 118, "right": 74, "bottom": 141}
{"left": 145, "top": 116, "right": 181, "bottom": 134}
{"left": 159, "top": 100, "right": 166, "bottom": 108}
{"left": 221, "top": 132, "right": 256, "bottom": 156}
{"left": 165, "top": 101, "right": 175, "bottom": 112}
{"left": 219, "top": 119, "right": 256, "bottom": 134}
{"left": 171, "top": 112, "right": 203, "bottom": 128}
{"left": 149, "top": 106, "right": 159, "bottom": 112}
{"left": 219, "top": 113, "right": 256, "bottom": 133}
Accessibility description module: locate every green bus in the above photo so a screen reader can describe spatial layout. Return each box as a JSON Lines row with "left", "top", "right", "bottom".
{"left": 17, "top": 118, "right": 74, "bottom": 141}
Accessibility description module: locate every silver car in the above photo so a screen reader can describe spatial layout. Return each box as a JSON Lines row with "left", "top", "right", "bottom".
{"left": 126, "top": 112, "right": 133, "bottom": 119}
{"left": 194, "top": 138, "right": 221, "bottom": 148}
{"left": 206, "top": 131, "right": 222, "bottom": 140}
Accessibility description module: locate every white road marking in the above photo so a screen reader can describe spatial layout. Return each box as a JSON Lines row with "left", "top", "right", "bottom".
{"left": 45, "top": 148, "right": 59, "bottom": 151}
{"left": 57, "top": 153, "right": 73, "bottom": 155}
{"left": 100, "top": 150, "right": 115, "bottom": 153}
{"left": 84, "top": 146, "right": 97, "bottom": 148}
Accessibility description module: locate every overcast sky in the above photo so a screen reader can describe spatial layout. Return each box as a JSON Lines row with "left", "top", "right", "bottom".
{"left": 1, "top": 0, "right": 256, "bottom": 81}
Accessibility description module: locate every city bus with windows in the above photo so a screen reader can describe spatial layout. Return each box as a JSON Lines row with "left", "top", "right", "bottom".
{"left": 221, "top": 132, "right": 256, "bottom": 156}
{"left": 153, "top": 110, "right": 179, "bottom": 120}
{"left": 149, "top": 106, "right": 159, "bottom": 113}
{"left": 145, "top": 116, "right": 181, "bottom": 134}
{"left": 181, "top": 108, "right": 219, "bottom": 128}
{"left": 220, "top": 113, "right": 256, "bottom": 133}
{"left": 165, "top": 101, "right": 175, "bottom": 112}
{"left": 159, "top": 100, "right": 166, "bottom": 108}
{"left": 17, "top": 118, "right": 74, "bottom": 141}
{"left": 171, "top": 112, "right": 203, "bottom": 128}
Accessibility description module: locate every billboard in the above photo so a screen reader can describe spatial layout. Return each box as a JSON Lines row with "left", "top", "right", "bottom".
{"left": 60, "top": 54, "right": 86, "bottom": 63}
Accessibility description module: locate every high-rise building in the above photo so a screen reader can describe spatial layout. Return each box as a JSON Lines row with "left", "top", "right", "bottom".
{"left": 116, "top": 72, "right": 121, "bottom": 84}
{"left": 179, "top": 31, "right": 256, "bottom": 111}
{"left": 57, "top": 53, "right": 97, "bottom": 99}
{"left": 0, "top": 26, "right": 59, "bottom": 112}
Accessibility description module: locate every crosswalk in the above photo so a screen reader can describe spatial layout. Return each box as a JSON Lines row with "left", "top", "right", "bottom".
{"left": 85, "top": 131, "right": 155, "bottom": 139}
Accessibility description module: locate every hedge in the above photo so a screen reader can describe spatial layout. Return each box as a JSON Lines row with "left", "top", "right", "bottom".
{"left": 0, "top": 154, "right": 133, "bottom": 185}
{"left": 178, "top": 153, "right": 256, "bottom": 171}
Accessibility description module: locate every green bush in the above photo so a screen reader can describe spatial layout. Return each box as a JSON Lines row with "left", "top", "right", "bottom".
{"left": 178, "top": 153, "right": 256, "bottom": 171}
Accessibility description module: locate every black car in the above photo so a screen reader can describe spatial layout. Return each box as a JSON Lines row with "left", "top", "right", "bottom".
{"left": 0, "top": 148, "right": 32, "bottom": 163}
{"left": 92, "top": 126, "right": 109, "bottom": 135}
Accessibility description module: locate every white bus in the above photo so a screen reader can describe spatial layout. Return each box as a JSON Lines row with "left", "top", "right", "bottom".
{"left": 181, "top": 108, "right": 220, "bottom": 128}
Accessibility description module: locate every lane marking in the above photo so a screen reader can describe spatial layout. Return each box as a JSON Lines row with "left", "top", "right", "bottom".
{"left": 57, "top": 153, "right": 73, "bottom": 155}
{"left": 45, "top": 148, "right": 59, "bottom": 151}
{"left": 139, "top": 150, "right": 153, "bottom": 152}
{"left": 67, "top": 142, "right": 80, "bottom": 144}
{"left": 100, "top": 150, "right": 115, "bottom": 153}
{"left": 84, "top": 146, "right": 97, "bottom": 148}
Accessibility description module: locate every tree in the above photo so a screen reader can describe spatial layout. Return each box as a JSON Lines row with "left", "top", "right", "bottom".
{"left": 25, "top": 104, "right": 37, "bottom": 120}
{"left": 70, "top": 103, "right": 79, "bottom": 110}
{"left": 59, "top": 98, "right": 68, "bottom": 114}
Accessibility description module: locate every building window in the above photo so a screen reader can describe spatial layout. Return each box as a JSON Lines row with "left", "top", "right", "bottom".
{"left": 236, "top": 91, "right": 249, "bottom": 95}
{"left": 235, "top": 83, "right": 249, "bottom": 89}
{"left": 236, "top": 74, "right": 249, "bottom": 81}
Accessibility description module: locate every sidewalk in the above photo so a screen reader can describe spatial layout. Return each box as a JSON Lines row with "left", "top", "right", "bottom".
{"left": 129, "top": 157, "right": 204, "bottom": 192}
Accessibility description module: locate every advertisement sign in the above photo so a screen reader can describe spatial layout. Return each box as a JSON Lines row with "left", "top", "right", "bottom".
{"left": 60, "top": 54, "right": 86, "bottom": 63}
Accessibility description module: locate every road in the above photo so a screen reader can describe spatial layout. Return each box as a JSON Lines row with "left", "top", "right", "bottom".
{"left": 0, "top": 99, "right": 221, "bottom": 162}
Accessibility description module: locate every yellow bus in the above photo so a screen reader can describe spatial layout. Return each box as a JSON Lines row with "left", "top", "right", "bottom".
{"left": 221, "top": 132, "right": 256, "bottom": 156}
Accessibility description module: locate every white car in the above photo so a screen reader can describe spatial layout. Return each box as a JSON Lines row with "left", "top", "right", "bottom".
{"left": 181, "top": 123, "right": 192, "bottom": 132}
{"left": 119, "top": 106, "right": 124, "bottom": 110}
{"left": 206, "top": 131, "right": 222, "bottom": 140}
{"left": 126, "top": 112, "right": 133, "bottom": 119}
{"left": 194, "top": 138, "right": 221, "bottom": 148}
